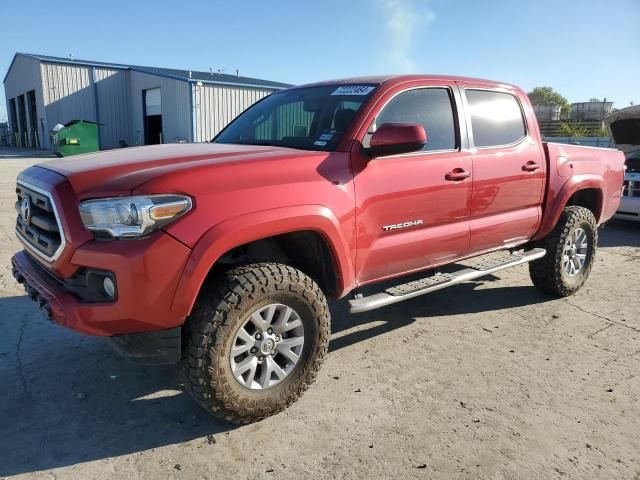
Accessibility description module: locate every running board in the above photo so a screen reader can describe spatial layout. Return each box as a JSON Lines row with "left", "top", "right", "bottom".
{"left": 348, "top": 248, "right": 546, "bottom": 314}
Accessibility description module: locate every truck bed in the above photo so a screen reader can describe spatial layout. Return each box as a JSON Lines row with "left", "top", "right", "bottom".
{"left": 535, "top": 142, "right": 625, "bottom": 238}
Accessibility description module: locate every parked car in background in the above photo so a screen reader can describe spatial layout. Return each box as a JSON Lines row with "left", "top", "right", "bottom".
{"left": 12, "top": 75, "right": 625, "bottom": 423}
{"left": 606, "top": 105, "right": 640, "bottom": 221}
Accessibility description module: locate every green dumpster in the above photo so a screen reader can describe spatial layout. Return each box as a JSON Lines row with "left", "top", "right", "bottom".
{"left": 52, "top": 120, "right": 100, "bottom": 156}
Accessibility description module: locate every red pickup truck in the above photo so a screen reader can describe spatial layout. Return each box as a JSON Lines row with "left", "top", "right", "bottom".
{"left": 11, "top": 75, "right": 624, "bottom": 422}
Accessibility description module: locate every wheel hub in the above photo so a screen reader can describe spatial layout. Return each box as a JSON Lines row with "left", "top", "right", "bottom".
{"left": 562, "top": 227, "right": 588, "bottom": 277}
{"left": 258, "top": 336, "right": 277, "bottom": 355}
{"left": 229, "top": 303, "right": 305, "bottom": 390}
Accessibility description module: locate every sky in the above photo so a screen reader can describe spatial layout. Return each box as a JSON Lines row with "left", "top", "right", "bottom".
{"left": 1, "top": 0, "right": 638, "bottom": 122}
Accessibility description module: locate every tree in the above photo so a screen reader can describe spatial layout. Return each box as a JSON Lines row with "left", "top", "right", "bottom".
{"left": 589, "top": 97, "right": 601, "bottom": 102}
{"left": 559, "top": 121, "right": 588, "bottom": 137}
{"left": 528, "top": 87, "right": 571, "bottom": 116}
{"left": 587, "top": 127, "right": 609, "bottom": 138}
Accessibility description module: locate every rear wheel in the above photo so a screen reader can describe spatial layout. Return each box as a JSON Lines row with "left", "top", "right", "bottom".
{"left": 183, "top": 263, "right": 330, "bottom": 423}
{"left": 529, "top": 206, "right": 597, "bottom": 297}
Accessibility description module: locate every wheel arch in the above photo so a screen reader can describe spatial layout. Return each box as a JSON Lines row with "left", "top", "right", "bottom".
{"left": 534, "top": 174, "right": 605, "bottom": 241}
{"left": 565, "top": 187, "right": 602, "bottom": 219}
{"left": 170, "top": 205, "right": 355, "bottom": 318}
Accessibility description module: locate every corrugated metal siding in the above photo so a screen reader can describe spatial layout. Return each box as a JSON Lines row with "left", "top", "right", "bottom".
{"left": 41, "top": 63, "right": 97, "bottom": 130}
{"left": 193, "top": 84, "right": 274, "bottom": 142}
{"left": 3, "top": 55, "right": 48, "bottom": 148}
{"left": 94, "top": 68, "right": 130, "bottom": 149}
{"left": 0, "top": 123, "right": 9, "bottom": 145}
{"left": 254, "top": 101, "right": 313, "bottom": 139}
{"left": 5, "top": 54, "right": 285, "bottom": 150}
{"left": 129, "top": 71, "right": 191, "bottom": 145}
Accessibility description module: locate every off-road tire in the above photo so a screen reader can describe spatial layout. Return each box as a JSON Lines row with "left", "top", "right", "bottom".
{"left": 529, "top": 206, "right": 597, "bottom": 297}
{"left": 183, "top": 263, "right": 330, "bottom": 423}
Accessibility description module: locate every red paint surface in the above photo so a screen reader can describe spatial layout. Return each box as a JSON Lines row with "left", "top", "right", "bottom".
{"left": 12, "top": 75, "right": 625, "bottom": 336}
{"left": 12, "top": 233, "right": 190, "bottom": 336}
{"left": 369, "top": 123, "right": 427, "bottom": 150}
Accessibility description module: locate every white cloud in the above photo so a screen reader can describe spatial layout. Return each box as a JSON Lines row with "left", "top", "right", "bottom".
{"left": 380, "top": 0, "right": 435, "bottom": 72}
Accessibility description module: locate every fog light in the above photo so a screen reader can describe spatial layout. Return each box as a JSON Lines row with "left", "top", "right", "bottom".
{"left": 103, "top": 277, "right": 116, "bottom": 298}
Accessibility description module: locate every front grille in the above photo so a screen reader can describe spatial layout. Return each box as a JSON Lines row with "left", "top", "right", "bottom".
{"left": 15, "top": 181, "right": 64, "bottom": 261}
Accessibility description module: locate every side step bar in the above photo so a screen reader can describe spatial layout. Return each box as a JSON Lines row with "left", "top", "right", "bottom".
{"left": 348, "top": 248, "right": 546, "bottom": 313}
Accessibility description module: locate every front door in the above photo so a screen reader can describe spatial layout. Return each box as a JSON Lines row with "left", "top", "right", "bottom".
{"left": 143, "top": 87, "right": 163, "bottom": 145}
{"left": 459, "top": 84, "right": 546, "bottom": 253}
{"left": 353, "top": 84, "right": 472, "bottom": 284}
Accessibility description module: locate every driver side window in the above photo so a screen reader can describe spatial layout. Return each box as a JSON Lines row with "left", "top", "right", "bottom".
{"left": 375, "top": 88, "right": 458, "bottom": 152}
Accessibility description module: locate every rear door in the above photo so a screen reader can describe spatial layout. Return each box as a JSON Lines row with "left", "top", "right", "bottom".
{"left": 459, "top": 84, "right": 546, "bottom": 253}
{"left": 352, "top": 83, "right": 473, "bottom": 284}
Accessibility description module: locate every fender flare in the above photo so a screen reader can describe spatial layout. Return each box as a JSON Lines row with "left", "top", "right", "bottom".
{"left": 170, "top": 204, "right": 355, "bottom": 317}
{"left": 534, "top": 174, "right": 605, "bottom": 240}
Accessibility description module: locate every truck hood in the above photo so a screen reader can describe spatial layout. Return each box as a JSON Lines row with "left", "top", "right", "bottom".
{"left": 38, "top": 143, "right": 322, "bottom": 198}
{"left": 605, "top": 105, "right": 640, "bottom": 154}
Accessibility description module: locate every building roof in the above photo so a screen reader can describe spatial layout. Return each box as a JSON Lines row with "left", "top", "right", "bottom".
{"left": 5, "top": 52, "right": 292, "bottom": 89}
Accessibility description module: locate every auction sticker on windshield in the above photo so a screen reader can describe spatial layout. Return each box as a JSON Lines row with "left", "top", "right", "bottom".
{"left": 331, "top": 86, "right": 375, "bottom": 96}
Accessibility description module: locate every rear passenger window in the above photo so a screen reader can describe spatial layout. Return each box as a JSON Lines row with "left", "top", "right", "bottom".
{"left": 466, "top": 90, "right": 526, "bottom": 147}
{"left": 375, "top": 88, "right": 457, "bottom": 151}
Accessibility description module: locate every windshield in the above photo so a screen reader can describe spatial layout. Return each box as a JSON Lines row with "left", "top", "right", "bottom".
{"left": 213, "top": 84, "right": 377, "bottom": 151}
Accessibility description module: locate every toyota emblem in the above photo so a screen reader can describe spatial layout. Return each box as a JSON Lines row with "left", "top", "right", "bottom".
{"left": 20, "top": 197, "right": 31, "bottom": 225}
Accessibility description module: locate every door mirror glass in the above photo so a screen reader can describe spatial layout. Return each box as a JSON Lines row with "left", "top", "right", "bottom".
{"left": 366, "top": 123, "right": 427, "bottom": 157}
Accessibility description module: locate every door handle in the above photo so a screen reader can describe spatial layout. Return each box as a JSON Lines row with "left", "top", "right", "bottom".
{"left": 445, "top": 168, "right": 471, "bottom": 181}
{"left": 522, "top": 161, "right": 541, "bottom": 172}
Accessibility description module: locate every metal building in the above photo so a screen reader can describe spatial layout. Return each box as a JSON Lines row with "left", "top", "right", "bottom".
{"left": 569, "top": 101, "right": 614, "bottom": 122}
{"left": 0, "top": 122, "right": 8, "bottom": 145}
{"left": 3, "top": 53, "right": 290, "bottom": 150}
{"left": 532, "top": 104, "right": 562, "bottom": 122}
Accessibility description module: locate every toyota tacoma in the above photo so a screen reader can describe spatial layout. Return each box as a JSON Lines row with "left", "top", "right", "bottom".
{"left": 11, "top": 75, "right": 625, "bottom": 422}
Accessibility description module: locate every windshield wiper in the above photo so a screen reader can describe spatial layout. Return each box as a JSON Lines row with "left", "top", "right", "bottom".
{"left": 213, "top": 140, "right": 322, "bottom": 152}
{"left": 240, "top": 141, "right": 275, "bottom": 146}
{"left": 214, "top": 140, "right": 276, "bottom": 147}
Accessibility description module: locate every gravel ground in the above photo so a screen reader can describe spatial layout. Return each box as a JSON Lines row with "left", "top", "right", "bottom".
{"left": 1, "top": 155, "right": 639, "bottom": 480}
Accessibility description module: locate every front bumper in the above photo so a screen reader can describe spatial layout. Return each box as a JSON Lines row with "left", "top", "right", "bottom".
{"left": 11, "top": 232, "right": 192, "bottom": 336}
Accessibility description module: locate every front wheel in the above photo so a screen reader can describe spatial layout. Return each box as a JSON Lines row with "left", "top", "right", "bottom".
{"left": 183, "top": 263, "right": 330, "bottom": 423}
{"left": 529, "top": 206, "right": 597, "bottom": 297}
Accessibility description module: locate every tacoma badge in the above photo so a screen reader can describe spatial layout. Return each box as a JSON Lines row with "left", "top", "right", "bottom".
{"left": 382, "top": 219, "right": 423, "bottom": 232}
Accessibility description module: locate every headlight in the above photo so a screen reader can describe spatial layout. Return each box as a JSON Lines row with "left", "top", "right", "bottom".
{"left": 79, "top": 195, "right": 192, "bottom": 238}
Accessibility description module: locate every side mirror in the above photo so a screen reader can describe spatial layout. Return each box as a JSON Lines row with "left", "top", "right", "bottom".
{"left": 366, "top": 123, "right": 427, "bottom": 157}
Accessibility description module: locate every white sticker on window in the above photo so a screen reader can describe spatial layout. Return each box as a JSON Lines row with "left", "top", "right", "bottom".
{"left": 331, "top": 86, "right": 375, "bottom": 96}
{"left": 313, "top": 140, "right": 327, "bottom": 147}
{"left": 318, "top": 132, "right": 334, "bottom": 142}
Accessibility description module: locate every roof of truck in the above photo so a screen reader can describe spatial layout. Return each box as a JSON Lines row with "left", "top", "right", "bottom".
{"left": 292, "top": 74, "right": 519, "bottom": 90}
